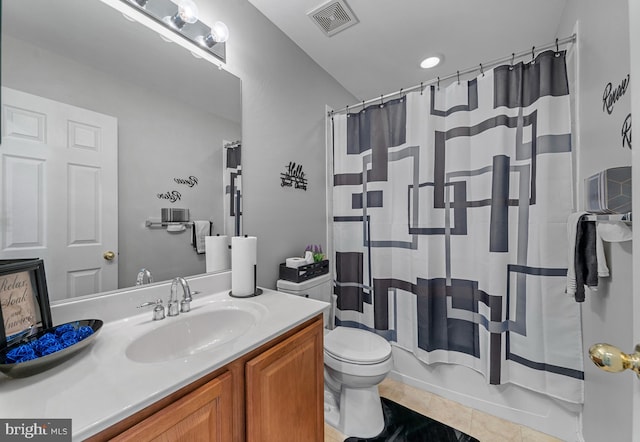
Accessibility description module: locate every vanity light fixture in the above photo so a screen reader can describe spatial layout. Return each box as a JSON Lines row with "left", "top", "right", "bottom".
{"left": 119, "top": 0, "right": 227, "bottom": 62}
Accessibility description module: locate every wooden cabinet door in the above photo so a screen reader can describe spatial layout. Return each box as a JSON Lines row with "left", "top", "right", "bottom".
{"left": 245, "top": 317, "right": 324, "bottom": 442}
{"left": 112, "top": 371, "right": 233, "bottom": 442}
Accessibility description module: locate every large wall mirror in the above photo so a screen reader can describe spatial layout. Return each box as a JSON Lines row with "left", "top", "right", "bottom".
{"left": 0, "top": 0, "right": 242, "bottom": 302}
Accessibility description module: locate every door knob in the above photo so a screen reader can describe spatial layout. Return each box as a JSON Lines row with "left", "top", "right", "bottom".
{"left": 103, "top": 251, "right": 116, "bottom": 261}
{"left": 589, "top": 343, "right": 640, "bottom": 377}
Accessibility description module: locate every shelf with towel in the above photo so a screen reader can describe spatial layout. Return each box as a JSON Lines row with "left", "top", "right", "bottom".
{"left": 145, "top": 220, "right": 194, "bottom": 228}
{"left": 582, "top": 212, "right": 632, "bottom": 223}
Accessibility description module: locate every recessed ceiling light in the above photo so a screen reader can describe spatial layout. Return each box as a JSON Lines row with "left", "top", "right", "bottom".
{"left": 420, "top": 56, "right": 441, "bottom": 69}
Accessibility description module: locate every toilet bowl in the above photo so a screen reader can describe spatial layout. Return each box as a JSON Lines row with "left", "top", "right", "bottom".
{"left": 276, "top": 275, "right": 393, "bottom": 438}
{"left": 323, "top": 326, "right": 392, "bottom": 438}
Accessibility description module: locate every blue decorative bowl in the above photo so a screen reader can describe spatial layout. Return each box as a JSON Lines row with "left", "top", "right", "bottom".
{"left": 0, "top": 319, "right": 103, "bottom": 378}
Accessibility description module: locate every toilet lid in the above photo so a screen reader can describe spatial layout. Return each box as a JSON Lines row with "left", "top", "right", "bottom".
{"left": 324, "top": 327, "right": 391, "bottom": 364}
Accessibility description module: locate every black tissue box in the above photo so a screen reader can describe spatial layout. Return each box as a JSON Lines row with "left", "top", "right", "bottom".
{"left": 278, "top": 260, "right": 329, "bottom": 283}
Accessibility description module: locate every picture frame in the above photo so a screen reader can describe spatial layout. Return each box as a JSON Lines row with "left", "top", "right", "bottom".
{"left": 0, "top": 259, "right": 53, "bottom": 348}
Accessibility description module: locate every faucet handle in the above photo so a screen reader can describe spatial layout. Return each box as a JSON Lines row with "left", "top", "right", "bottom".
{"left": 180, "top": 298, "right": 191, "bottom": 313}
{"left": 138, "top": 299, "right": 165, "bottom": 320}
{"left": 180, "top": 288, "right": 193, "bottom": 313}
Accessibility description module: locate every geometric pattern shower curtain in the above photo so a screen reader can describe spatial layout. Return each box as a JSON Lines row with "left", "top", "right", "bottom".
{"left": 331, "top": 50, "right": 584, "bottom": 404}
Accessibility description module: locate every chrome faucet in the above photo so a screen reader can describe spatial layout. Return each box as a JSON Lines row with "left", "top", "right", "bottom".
{"left": 136, "top": 268, "right": 153, "bottom": 286}
{"left": 168, "top": 277, "right": 193, "bottom": 316}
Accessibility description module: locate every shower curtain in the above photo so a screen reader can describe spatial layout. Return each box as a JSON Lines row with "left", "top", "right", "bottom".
{"left": 331, "top": 50, "right": 583, "bottom": 403}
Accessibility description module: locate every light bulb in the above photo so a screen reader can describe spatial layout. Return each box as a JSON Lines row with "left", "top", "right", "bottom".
{"left": 166, "top": 0, "right": 199, "bottom": 29}
{"left": 210, "top": 21, "right": 229, "bottom": 43}
{"left": 203, "top": 22, "right": 229, "bottom": 47}
{"left": 177, "top": 0, "right": 199, "bottom": 24}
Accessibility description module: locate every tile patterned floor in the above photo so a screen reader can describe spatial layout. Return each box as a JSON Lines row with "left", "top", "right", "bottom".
{"left": 324, "top": 378, "right": 562, "bottom": 442}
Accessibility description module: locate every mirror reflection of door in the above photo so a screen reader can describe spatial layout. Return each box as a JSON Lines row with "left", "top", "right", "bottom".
{"left": 1, "top": 87, "right": 118, "bottom": 301}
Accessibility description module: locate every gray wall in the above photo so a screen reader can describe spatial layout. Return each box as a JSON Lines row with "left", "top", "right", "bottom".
{"left": 2, "top": 35, "right": 241, "bottom": 291}
{"left": 195, "top": 0, "right": 357, "bottom": 289}
{"left": 558, "top": 0, "right": 633, "bottom": 440}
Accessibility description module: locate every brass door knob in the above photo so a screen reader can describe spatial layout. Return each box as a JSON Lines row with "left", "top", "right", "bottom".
{"left": 589, "top": 343, "right": 640, "bottom": 377}
{"left": 103, "top": 251, "right": 116, "bottom": 261}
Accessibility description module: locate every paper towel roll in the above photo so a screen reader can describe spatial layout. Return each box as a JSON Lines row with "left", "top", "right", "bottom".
{"left": 231, "top": 236, "right": 257, "bottom": 297}
{"left": 206, "top": 235, "right": 230, "bottom": 272}
{"left": 286, "top": 257, "right": 307, "bottom": 269}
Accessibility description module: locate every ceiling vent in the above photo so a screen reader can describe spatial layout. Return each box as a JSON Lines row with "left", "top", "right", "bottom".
{"left": 307, "top": 0, "right": 359, "bottom": 37}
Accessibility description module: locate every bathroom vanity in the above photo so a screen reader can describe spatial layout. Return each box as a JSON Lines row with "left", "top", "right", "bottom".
{"left": 0, "top": 272, "right": 327, "bottom": 441}
{"left": 101, "top": 316, "right": 323, "bottom": 441}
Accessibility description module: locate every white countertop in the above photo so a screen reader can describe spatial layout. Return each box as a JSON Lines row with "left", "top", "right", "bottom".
{"left": 0, "top": 274, "right": 328, "bottom": 441}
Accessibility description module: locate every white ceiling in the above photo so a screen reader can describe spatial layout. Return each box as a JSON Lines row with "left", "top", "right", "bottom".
{"left": 248, "top": 0, "right": 569, "bottom": 102}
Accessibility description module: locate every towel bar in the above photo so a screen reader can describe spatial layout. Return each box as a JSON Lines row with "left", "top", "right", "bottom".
{"left": 145, "top": 220, "right": 194, "bottom": 228}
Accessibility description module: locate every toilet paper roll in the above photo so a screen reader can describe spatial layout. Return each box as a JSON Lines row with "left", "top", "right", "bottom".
{"left": 231, "top": 236, "right": 257, "bottom": 297}
{"left": 286, "top": 257, "right": 307, "bottom": 269}
{"left": 206, "top": 235, "right": 230, "bottom": 272}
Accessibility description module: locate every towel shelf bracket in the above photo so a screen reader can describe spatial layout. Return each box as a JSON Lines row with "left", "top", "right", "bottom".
{"left": 583, "top": 212, "right": 632, "bottom": 223}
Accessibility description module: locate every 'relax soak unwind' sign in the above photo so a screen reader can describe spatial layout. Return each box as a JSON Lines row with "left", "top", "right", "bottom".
{"left": 0, "top": 259, "right": 52, "bottom": 347}
{"left": 0, "top": 271, "right": 37, "bottom": 337}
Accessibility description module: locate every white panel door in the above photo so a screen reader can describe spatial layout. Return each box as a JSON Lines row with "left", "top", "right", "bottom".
{"left": 1, "top": 87, "right": 118, "bottom": 301}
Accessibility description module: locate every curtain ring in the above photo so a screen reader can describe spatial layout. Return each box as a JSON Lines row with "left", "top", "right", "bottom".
{"left": 509, "top": 53, "right": 515, "bottom": 71}
{"left": 345, "top": 105, "right": 349, "bottom": 117}
{"left": 380, "top": 95, "right": 384, "bottom": 108}
{"left": 437, "top": 77, "right": 440, "bottom": 90}
{"left": 480, "top": 63, "right": 484, "bottom": 77}
{"left": 420, "top": 82, "right": 423, "bottom": 95}
{"left": 362, "top": 100, "right": 365, "bottom": 112}
{"left": 399, "top": 88, "right": 403, "bottom": 101}
{"left": 457, "top": 71, "right": 460, "bottom": 84}
{"left": 531, "top": 46, "right": 536, "bottom": 64}
{"left": 555, "top": 38, "right": 561, "bottom": 57}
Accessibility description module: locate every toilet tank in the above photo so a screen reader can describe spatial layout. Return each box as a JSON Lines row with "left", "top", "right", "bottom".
{"left": 276, "top": 273, "right": 333, "bottom": 328}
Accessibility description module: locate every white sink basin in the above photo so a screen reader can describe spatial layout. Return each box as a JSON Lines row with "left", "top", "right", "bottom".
{"left": 126, "top": 302, "right": 265, "bottom": 363}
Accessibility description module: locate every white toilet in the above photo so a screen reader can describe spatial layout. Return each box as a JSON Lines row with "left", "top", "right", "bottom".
{"left": 277, "top": 274, "right": 393, "bottom": 438}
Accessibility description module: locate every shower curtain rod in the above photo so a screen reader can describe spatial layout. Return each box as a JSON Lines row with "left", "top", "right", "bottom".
{"left": 330, "top": 33, "right": 577, "bottom": 116}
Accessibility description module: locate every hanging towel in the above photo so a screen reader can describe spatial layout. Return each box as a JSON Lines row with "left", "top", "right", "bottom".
{"left": 566, "top": 212, "right": 587, "bottom": 297}
{"left": 597, "top": 221, "right": 633, "bottom": 243}
{"left": 191, "top": 221, "right": 212, "bottom": 254}
{"left": 595, "top": 230, "right": 610, "bottom": 279}
{"left": 567, "top": 213, "right": 609, "bottom": 302}
{"left": 574, "top": 218, "right": 597, "bottom": 302}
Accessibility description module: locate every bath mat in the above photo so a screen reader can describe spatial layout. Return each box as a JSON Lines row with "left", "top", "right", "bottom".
{"left": 344, "top": 397, "right": 479, "bottom": 442}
